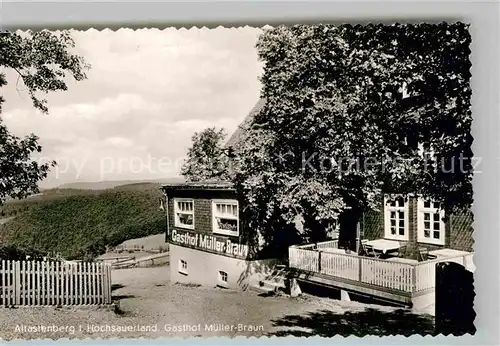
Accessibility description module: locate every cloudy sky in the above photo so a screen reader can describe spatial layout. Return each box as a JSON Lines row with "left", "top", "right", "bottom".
{"left": 1, "top": 27, "right": 263, "bottom": 188}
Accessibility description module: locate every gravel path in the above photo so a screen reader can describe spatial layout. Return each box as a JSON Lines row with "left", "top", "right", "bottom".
{"left": 0, "top": 265, "right": 435, "bottom": 340}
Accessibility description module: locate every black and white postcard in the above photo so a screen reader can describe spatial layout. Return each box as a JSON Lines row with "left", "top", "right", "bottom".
{"left": 0, "top": 23, "right": 475, "bottom": 339}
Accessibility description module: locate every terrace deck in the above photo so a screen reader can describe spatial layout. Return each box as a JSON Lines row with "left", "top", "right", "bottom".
{"left": 288, "top": 240, "right": 474, "bottom": 310}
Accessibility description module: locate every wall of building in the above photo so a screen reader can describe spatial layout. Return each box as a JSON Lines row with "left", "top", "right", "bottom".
{"left": 360, "top": 197, "right": 473, "bottom": 253}
{"left": 166, "top": 189, "right": 237, "bottom": 236}
{"left": 360, "top": 202, "right": 384, "bottom": 241}
{"left": 169, "top": 244, "right": 282, "bottom": 289}
{"left": 448, "top": 209, "right": 474, "bottom": 252}
{"left": 164, "top": 187, "right": 271, "bottom": 260}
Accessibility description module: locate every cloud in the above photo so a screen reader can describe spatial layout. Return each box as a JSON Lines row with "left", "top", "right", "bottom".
{"left": 3, "top": 93, "right": 165, "bottom": 141}
{"left": 67, "top": 27, "right": 263, "bottom": 100}
{"left": 0, "top": 27, "right": 263, "bottom": 188}
{"left": 106, "top": 137, "right": 134, "bottom": 148}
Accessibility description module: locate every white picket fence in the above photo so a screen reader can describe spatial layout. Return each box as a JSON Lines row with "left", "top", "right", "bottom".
{"left": 0, "top": 260, "right": 112, "bottom": 306}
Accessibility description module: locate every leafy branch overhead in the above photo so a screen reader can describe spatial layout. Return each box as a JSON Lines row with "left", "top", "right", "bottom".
{"left": 0, "top": 30, "right": 89, "bottom": 204}
{"left": 181, "top": 127, "right": 231, "bottom": 182}
{"left": 233, "top": 23, "right": 472, "bottom": 246}
{"left": 0, "top": 30, "right": 89, "bottom": 113}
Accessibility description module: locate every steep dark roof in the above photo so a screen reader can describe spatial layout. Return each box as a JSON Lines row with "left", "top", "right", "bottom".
{"left": 161, "top": 180, "right": 234, "bottom": 192}
{"left": 225, "top": 98, "right": 266, "bottom": 150}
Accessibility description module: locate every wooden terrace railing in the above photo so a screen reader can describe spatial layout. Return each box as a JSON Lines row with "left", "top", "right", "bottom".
{"left": 316, "top": 240, "right": 339, "bottom": 250}
{"left": 289, "top": 241, "right": 474, "bottom": 294}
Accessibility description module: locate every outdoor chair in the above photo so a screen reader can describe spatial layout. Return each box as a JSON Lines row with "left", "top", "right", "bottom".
{"left": 360, "top": 240, "right": 377, "bottom": 257}
{"left": 427, "top": 251, "right": 438, "bottom": 260}
{"left": 418, "top": 247, "right": 429, "bottom": 261}
{"left": 386, "top": 245, "right": 406, "bottom": 258}
{"left": 359, "top": 240, "right": 368, "bottom": 255}
{"left": 397, "top": 245, "right": 407, "bottom": 258}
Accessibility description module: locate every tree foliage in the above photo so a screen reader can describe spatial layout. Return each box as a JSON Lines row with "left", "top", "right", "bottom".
{"left": 0, "top": 30, "right": 89, "bottom": 204}
{"left": 181, "top": 127, "right": 231, "bottom": 182}
{"left": 233, "top": 23, "right": 472, "bottom": 247}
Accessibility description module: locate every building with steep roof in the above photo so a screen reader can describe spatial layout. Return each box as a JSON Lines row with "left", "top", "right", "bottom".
{"left": 161, "top": 100, "right": 283, "bottom": 291}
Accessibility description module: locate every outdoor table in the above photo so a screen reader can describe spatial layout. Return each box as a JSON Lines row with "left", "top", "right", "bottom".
{"left": 364, "top": 239, "right": 402, "bottom": 256}
{"left": 428, "top": 248, "right": 469, "bottom": 259}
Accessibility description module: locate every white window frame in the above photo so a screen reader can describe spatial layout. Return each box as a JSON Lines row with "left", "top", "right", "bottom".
{"left": 174, "top": 198, "right": 195, "bottom": 229}
{"left": 384, "top": 195, "right": 410, "bottom": 241}
{"left": 178, "top": 259, "right": 188, "bottom": 275}
{"left": 218, "top": 270, "right": 228, "bottom": 287}
{"left": 212, "top": 199, "right": 239, "bottom": 237}
{"left": 417, "top": 198, "right": 445, "bottom": 246}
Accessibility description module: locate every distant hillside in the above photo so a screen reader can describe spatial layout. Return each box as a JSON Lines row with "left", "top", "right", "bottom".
{"left": 56, "top": 177, "right": 185, "bottom": 191}
{"left": 0, "top": 183, "right": 167, "bottom": 260}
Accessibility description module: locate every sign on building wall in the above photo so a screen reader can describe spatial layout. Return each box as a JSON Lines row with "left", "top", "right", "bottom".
{"left": 170, "top": 229, "right": 249, "bottom": 258}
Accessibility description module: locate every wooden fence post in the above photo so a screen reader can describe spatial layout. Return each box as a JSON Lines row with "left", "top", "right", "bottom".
{"left": 317, "top": 251, "right": 322, "bottom": 273}
{"left": 92, "top": 262, "right": 97, "bottom": 305}
{"left": 1, "top": 260, "right": 5, "bottom": 306}
{"left": 55, "top": 261, "right": 59, "bottom": 306}
{"left": 97, "top": 263, "right": 102, "bottom": 305}
{"left": 411, "top": 266, "right": 417, "bottom": 293}
{"left": 102, "top": 264, "right": 106, "bottom": 304}
{"left": 50, "top": 261, "right": 54, "bottom": 305}
{"left": 14, "top": 261, "right": 21, "bottom": 305}
{"left": 7, "top": 261, "right": 11, "bottom": 306}
{"left": 36, "top": 261, "right": 40, "bottom": 306}
{"left": 104, "top": 264, "right": 111, "bottom": 304}
{"left": 21, "top": 260, "right": 26, "bottom": 305}
{"left": 358, "top": 257, "right": 363, "bottom": 282}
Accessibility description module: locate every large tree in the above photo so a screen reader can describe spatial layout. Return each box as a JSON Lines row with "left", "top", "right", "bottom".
{"left": 234, "top": 23, "right": 472, "bottom": 250}
{"left": 180, "top": 127, "right": 230, "bottom": 182}
{"left": 0, "top": 30, "right": 88, "bottom": 204}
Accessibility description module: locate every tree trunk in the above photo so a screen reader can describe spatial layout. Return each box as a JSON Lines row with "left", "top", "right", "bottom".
{"left": 302, "top": 214, "right": 329, "bottom": 244}
{"left": 338, "top": 208, "right": 361, "bottom": 251}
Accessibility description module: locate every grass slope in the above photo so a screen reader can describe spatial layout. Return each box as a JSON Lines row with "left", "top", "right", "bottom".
{"left": 0, "top": 183, "right": 166, "bottom": 260}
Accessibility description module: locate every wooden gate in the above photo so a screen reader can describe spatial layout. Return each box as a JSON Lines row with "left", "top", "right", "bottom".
{"left": 435, "top": 261, "right": 475, "bottom": 335}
